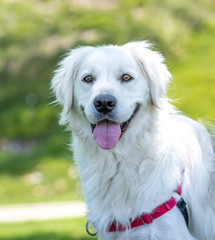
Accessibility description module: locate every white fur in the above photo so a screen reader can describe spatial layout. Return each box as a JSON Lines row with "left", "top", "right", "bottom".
{"left": 51, "top": 41, "right": 215, "bottom": 240}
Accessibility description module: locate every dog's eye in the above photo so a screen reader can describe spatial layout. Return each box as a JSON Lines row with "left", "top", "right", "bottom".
{"left": 83, "top": 75, "right": 94, "bottom": 83}
{"left": 121, "top": 74, "right": 133, "bottom": 82}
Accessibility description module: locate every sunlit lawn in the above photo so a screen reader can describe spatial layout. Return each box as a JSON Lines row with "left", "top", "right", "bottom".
{"left": 0, "top": 218, "right": 92, "bottom": 240}
{"left": 0, "top": 151, "right": 82, "bottom": 205}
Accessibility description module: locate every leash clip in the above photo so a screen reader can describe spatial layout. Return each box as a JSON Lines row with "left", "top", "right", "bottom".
{"left": 86, "top": 220, "right": 98, "bottom": 237}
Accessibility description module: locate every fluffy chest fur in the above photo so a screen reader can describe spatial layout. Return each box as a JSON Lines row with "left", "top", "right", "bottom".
{"left": 72, "top": 111, "right": 187, "bottom": 233}
{"left": 72, "top": 113, "right": 214, "bottom": 240}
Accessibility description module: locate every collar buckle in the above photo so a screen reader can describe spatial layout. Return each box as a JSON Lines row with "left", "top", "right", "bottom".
{"left": 140, "top": 213, "right": 153, "bottom": 225}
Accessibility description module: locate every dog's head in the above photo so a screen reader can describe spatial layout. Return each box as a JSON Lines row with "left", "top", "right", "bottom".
{"left": 51, "top": 41, "right": 171, "bottom": 150}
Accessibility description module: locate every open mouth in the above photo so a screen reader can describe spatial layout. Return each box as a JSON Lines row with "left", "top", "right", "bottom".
{"left": 90, "top": 106, "right": 139, "bottom": 150}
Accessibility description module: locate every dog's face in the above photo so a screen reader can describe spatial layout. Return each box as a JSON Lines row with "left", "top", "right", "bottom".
{"left": 73, "top": 46, "right": 151, "bottom": 149}
{"left": 51, "top": 41, "right": 171, "bottom": 150}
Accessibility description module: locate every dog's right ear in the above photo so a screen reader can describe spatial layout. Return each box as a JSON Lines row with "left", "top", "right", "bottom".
{"left": 123, "top": 41, "right": 171, "bottom": 109}
{"left": 51, "top": 46, "right": 92, "bottom": 125}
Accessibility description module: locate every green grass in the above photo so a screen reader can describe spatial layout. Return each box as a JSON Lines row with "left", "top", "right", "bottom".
{"left": 0, "top": 218, "right": 92, "bottom": 240}
{"left": 0, "top": 131, "right": 83, "bottom": 205}
{"left": 0, "top": 154, "right": 81, "bottom": 205}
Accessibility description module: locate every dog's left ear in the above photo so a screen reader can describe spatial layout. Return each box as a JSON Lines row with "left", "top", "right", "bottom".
{"left": 51, "top": 46, "right": 93, "bottom": 125}
{"left": 123, "top": 41, "right": 171, "bottom": 108}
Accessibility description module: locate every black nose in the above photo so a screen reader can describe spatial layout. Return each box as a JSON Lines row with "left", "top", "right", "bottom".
{"left": 93, "top": 94, "right": 116, "bottom": 114}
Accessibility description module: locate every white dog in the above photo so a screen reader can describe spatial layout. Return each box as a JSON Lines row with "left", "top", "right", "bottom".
{"left": 51, "top": 41, "right": 215, "bottom": 240}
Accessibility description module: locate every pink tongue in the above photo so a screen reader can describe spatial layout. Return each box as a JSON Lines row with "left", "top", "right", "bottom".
{"left": 93, "top": 120, "right": 121, "bottom": 150}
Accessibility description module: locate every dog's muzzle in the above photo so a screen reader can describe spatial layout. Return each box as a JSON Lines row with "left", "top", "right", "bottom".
{"left": 90, "top": 95, "right": 139, "bottom": 150}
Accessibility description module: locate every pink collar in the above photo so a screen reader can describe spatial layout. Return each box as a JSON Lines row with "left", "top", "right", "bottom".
{"left": 108, "top": 185, "right": 182, "bottom": 232}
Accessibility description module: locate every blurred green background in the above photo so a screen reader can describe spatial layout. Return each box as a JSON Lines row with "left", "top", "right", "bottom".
{"left": 0, "top": 0, "right": 214, "bottom": 239}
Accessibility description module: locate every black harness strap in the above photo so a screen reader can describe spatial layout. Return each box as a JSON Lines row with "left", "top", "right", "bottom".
{"left": 177, "top": 198, "right": 189, "bottom": 227}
